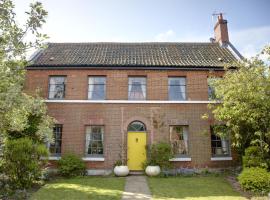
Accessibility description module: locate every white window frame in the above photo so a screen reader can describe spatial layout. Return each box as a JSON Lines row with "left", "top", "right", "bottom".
{"left": 88, "top": 76, "right": 106, "bottom": 100}
{"left": 211, "top": 126, "right": 231, "bottom": 157}
{"left": 85, "top": 126, "right": 104, "bottom": 157}
{"left": 168, "top": 77, "right": 186, "bottom": 100}
{"left": 49, "top": 124, "right": 62, "bottom": 156}
{"left": 48, "top": 76, "right": 66, "bottom": 99}
{"left": 128, "top": 77, "right": 147, "bottom": 100}
{"left": 169, "top": 125, "right": 189, "bottom": 157}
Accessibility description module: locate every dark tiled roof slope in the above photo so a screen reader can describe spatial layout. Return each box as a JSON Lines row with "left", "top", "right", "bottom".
{"left": 29, "top": 42, "right": 237, "bottom": 68}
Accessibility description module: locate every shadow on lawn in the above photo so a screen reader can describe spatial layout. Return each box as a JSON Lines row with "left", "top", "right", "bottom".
{"left": 148, "top": 176, "right": 246, "bottom": 200}
{"left": 30, "top": 177, "right": 125, "bottom": 200}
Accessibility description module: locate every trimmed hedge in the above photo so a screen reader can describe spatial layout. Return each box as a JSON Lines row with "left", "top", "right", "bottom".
{"left": 238, "top": 167, "right": 270, "bottom": 194}
{"left": 57, "top": 154, "right": 86, "bottom": 177}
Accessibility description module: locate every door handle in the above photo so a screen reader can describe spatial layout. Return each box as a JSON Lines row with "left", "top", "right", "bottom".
{"left": 136, "top": 138, "right": 138, "bottom": 143}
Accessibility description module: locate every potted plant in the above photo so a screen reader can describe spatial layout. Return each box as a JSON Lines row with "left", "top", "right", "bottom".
{"left": 145, "top": 142, "right": 173, "bottom": 176}
{"left": 145, "top": 161, "right": 161, "bottom": 177}
{"left": 113, "top": 144, "right": 129, "bottom": 177}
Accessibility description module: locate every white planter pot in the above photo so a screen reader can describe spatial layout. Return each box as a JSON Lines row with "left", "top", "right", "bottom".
{"left": 114, "top": 166, "right": 129, "bottom": 177}
{"left": 145, "top": 166, "right": 161, "bottom": 176}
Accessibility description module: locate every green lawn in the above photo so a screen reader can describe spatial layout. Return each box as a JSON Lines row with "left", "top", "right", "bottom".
{"left": 148, "top": 176, "right": 246, "bottom": 200}
{"left": 30, "top": 177, "right": 125, "bottom": 200}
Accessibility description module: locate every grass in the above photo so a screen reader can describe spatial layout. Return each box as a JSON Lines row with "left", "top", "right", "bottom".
{"left": 30, "top": 176, "right": 125, "bottom": 200}
{"left": 148, "top": 176, "right": 246, "bottom": 200}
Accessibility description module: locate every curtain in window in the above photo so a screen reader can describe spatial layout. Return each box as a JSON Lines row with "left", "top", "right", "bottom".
{"left": 211, "top": 126, "right": 230, "bottom": 156}
{"left": 85, "top": 132, "right": 91, "bottom": 154}
{"left": 168, "top": 78, "right": 186, "bottom": 100}
{"left": 49, "top": 125, "right": 62, "bottom": 155}
{"left": 85, "top": 126, "right": 104, "bottom": 156}
{"left": 170, "top": 126, "right": 188, "bottom": 155}
{"left": 128, "top": 77, "right": 146, "bottom": 100}
{"left": 221, "top": 139, "right": 229, "bottom": 154}
{"left": 88, "top": 77, "right": 106, "bottom": 100}
{"left": 49, "top": 77, "right": 65, "bottom": 99}
{"left": 208, "top": 77, "right": 222, "bottom": 100}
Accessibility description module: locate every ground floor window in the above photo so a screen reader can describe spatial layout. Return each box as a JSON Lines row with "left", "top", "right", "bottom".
{"left": 49, "top": 124, "right": 62, "bottom": 156}
{"left": 170, "top": 126, "right": 189, "bottom": 156}
{"left": 85, "top": 126, "right": 104, "bottom": 156}
{"left": 211, "top": 126, "right": 230, "bottom": 156}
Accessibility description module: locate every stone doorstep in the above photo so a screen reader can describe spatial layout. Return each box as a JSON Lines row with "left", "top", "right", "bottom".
{"left": 129, "top": 171, "right": 144, "bottom": 175}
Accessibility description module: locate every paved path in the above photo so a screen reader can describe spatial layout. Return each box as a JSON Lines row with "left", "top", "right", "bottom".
{"left": 122, "top": 176, "right": 152, "bottom": 200}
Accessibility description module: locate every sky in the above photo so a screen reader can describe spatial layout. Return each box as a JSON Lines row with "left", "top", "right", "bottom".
{"left": 14, "top": 0, "right": 270, "bottom": 58}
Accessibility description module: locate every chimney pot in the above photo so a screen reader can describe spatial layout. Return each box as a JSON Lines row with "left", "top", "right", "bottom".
{"left": 214, "top": 13, "right": 229, "bottom": 45}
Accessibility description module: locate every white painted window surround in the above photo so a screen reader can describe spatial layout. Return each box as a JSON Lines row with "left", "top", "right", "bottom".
{"left": 169, "top": 157, "right": 192, "bottom": 162}
{"left": 47, "top": 156, "right": 61, "bottom": 160}
{"left": 45, "top": 99, "right": 219, "bottom": 104}
{"left": 211, "top": 157, "right": 232, "bottom": 161}
{"left": 47, "top": 156, "right": 104, "bottom": 161}
{"left": 82, "top": 157, "right": 105, "bottom": 161}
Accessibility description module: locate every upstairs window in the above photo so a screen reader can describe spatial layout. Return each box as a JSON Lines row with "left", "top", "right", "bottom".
{"left": 85, "top": 126, "right": 104, "bottom": 157}
{"left": 49, "top": 124, "right": 62, "bottom": 156}
{"left": 208, "top": 77, "right": 221, "bottom": 100}
{"left": 211, "top": 126, "right": 230, "bottom": 157}
{"left": 88, "top": 76, "right": 106, "bottom": 100}
{"left": 48, "top": 76, "right": 66, "bottom": 99}
{"left": 168, "top": 77, "right": 186, "bottom": 100}
{"left": 170, "top": 126, "right": 189, "bottom": 157}
{"left": 128, "top": 77, "right": 146, "bottom": 100}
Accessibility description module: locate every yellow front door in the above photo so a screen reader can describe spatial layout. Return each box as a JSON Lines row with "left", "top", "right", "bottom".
{"left": 127, "top": 132, "right": 146, "bottom": 170}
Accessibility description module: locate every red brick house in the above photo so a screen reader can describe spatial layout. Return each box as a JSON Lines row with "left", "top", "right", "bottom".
{"left": 25, "top": 14, "right": 242, "bottom": 175}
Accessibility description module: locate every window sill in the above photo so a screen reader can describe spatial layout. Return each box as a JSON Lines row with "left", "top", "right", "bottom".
{"left": 169, "top": 157, "right": 191, "bottom": 162}
{"left": 82, "top": 157, "right": 105, "bottom": 161}
{"left": 48, "top": 156, "right": 61, "bottom": 160}
{"left": 211, "top": 157, "right": 232, "bottom": 161}
{"left": 45, "top": 99, "right": 218, "bottom": 104}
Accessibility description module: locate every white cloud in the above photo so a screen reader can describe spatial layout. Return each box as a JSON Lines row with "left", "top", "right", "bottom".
{"left": 230, "top": 26, "right": 270, "bottom": 58}
{"left": 154, "top": 30, "right": 176, "bottom": 42}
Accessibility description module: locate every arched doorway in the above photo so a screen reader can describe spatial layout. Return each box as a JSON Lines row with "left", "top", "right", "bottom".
{"left": 127, "top": 121, "right": 147, "bottom": 171}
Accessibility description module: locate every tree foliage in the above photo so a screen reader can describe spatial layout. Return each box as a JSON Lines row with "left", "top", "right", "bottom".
{"left": 0, "top": 0, "right": 53, "bottom": 144}
{"left": 1, "top": 138, "right": 48, "bottom": 189}
{"left": 208, "top": 45, "right": 270, "bottom": 161}
{"left": 0, "top": 0, "right": 53, "bottom": 192}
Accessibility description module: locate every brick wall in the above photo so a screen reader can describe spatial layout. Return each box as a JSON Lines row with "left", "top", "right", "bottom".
{"left": 25, "top": 69, "right": 238, "bottom": 170}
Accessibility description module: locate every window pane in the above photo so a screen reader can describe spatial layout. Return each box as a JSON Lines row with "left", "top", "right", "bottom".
{"left": 49, "top": 124, "right": 62, "bottom": 155}
{"left": 49, "top": 76, "right": 66, "bottom": 99}
{"left": 127, "top": 121, "right": 146, "bottom": 131}
{"left": 169, "top": 77, "right": 186, "bottom": 86}
{"left": 128, "top": 77, "right": 146, "bottom": 100}
{"left": 88, "top": 77, "right": 106, "bottom": 100}
{"left": 211, "top": 126, "right": 230, "bottom": 156}
{"left": 168, "top": 77, "right": 186, "bottom": 100}
{"left": 85, "top": 126, "right": 104, "bottom": 156}
{"left": 170, "top": 126, "right": 188, "bottom": 156}
{"left": 208, "top": 78, "right": 221, "bottom": 100}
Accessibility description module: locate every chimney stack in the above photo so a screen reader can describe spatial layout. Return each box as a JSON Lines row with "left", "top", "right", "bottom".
{"left": 214, "top": 13, "right": 229, "bottom": 46}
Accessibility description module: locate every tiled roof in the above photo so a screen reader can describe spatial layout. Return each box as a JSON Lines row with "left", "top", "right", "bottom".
{"left": 29, "top": 42, "right": 237, "bottom": 68}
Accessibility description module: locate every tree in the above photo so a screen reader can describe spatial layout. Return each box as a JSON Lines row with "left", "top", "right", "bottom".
{"left": 0, "top": 0, "right": 53, "bottom": 143}
{"left": 207, "top": 45, "right": 270, "bottom": 164}
{"left": 0, "top": 0, "right": 54, "bottom": 192}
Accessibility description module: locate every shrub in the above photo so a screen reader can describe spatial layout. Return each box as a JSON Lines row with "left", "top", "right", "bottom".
{"left": 1, "top": 138, "right": 48, "bottom": 189}
{"left": 242, "top": 146, "right": 269, "bottom": 169}
{"left": 57, "top": 154, "right": 86, "bottom": 177}
{"left": 147, "top": 142, "right": 173, "bottom": 169}
{"left": 238, "top": 167, "right": 270, "bottom": 194}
